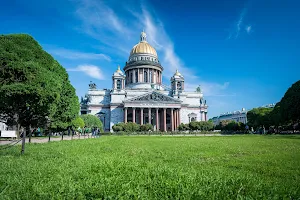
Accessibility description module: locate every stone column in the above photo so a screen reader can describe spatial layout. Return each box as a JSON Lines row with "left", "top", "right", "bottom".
{"left": 133, "top": 108, "right": 136, "bottom": 123}
{"left": 171, "top": 108, "right": 174, "bottom": 131}
{"left": 174, "top": 109, "right": 177, "bottom": 130}
{"left": 142, "top": 68, "right": 144, "bottom": 83}
{"left": 148, "top": 68, "right": 150, "bottom": 83}
{"left": 133, "top": 70, "right": 135, "bottom": 83}
{"left": 163, "top": 108, "right": 166, "bottom": 132}
{"left": 137, "top": 68, "right": 139, "bottom": 82}
{"left": 148, "top": 108, "right": 151, "bottom": 124}
{"left": 178, "top": 109, "right": 181, "bottom": 125}
{"left": 140, "top": 108, "right": 144, "bottom": 125}
{"left": 124, "top": 108, "right": 128, "bottom": 123}
{"left": 156, "top": 108, "right": 159, "bottom": 131}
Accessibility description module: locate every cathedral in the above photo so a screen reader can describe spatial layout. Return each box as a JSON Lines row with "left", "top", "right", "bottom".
{"left": 80, "top": 31, "right": 208, "bottom": 132}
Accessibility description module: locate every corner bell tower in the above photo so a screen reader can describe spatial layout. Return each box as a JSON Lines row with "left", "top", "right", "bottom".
{"left": 112, "top": 65, "right": 125, "bottom": 92}
{"left": 171, "top": 69, "right": 184, "bottom": 95}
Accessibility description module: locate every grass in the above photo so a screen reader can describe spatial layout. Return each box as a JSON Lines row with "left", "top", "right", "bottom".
{"left": 1, "top": 135, "right": 300, "bottom": 199}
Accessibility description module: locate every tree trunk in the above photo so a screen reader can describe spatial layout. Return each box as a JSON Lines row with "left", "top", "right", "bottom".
{"left": 21, "top": 125, "right": 29, "bottom": 154}
{"left": 29, "top": 125, "right": 32, "bottom": 143}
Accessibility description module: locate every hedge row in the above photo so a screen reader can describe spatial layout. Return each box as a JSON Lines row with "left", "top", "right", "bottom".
{"left": 112, "top": 122, "right": 153, "bottom": 132}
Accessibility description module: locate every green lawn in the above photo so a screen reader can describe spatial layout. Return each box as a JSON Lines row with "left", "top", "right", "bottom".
{"left": 1, "top": 135, "right": 300, "bottom": 199}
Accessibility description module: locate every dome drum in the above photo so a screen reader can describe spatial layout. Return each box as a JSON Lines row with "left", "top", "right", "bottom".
{"left": 123, "top": 31, "right": 163, "bottom": 88}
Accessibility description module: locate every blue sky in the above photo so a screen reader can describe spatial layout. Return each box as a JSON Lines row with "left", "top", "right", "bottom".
{"left": 1, "top": 0, "right": 299, "bottom": 118}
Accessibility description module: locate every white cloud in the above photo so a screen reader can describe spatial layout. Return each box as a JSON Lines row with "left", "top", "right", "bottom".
{"left": 245, "top": 25, "right": 252, "bottom": 34}
{"left": 67, "top": 65, "right": 105, "bottom": 80}
{"left": 49, "top": 48, "right": 111, "bottom": 61}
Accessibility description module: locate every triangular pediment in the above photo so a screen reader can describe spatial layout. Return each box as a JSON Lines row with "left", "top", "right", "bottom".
{"left": 124, "top": 91, "right": 181, "bottom": 103}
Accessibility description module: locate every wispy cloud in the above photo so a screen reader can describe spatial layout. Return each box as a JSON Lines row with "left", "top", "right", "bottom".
{"left": 67, "top": 65, "right": 105, "bottom": 80}
{"left": 245, "top": 25, "right": 252, "bottom": 34}
{"left": 185, "top": 82, "right": 232, "bottom": 96}
{"left": 49, "top": 48, "right": 111, "bottom": 61}
{"left": 74, "top": 0, "right": 134, "bottom": 57}
{"left": 227, "top": 3, "right": 252, "bottom": 39}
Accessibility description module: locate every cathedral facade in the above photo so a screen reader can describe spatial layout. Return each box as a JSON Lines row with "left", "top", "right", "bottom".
{"left": 80, "top": 31, "right": 208, "bottom": 132}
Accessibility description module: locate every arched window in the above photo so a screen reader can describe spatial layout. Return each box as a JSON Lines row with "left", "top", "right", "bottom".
{"left": 144, "top": 71, "right": 148, "bottom": 82}
{"left": 130, "top": 72, "right": 133, "bottom": 83}
{"left": 141, "top": 57, "right": 143, "bottom": 60}
{"left": 117, "top": 80, "right": 121, "bottom": 89}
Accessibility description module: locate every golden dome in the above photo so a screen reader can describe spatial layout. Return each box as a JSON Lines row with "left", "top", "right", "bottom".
{"left": 129, "top": 31, "right": 158, "bottom": 56}
{"left": 174, "top": 69, "right": 182, "bottom": 76}
{"left": 116, "top": 65, "right": 121, "bottom": 72}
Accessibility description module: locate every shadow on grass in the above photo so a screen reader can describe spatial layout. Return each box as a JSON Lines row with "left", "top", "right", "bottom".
{"left": 263, "top": 134, "right": 300, "bottom": 139}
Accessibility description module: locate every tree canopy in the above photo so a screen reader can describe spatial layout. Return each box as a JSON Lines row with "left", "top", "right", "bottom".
{"left": 80, "top": 114, "right": 103, "bottom": 131}
{"left": 274, "top": 80, "right": 300, "bottom": 124}
{"left": 247, "top": 107, "right": 273, "bottom": 129}
{"left": 0, "top": 34, "right": 79, "bottom": 133}
{"left": 71, "top": 117, "right": 85, "bottom": 129}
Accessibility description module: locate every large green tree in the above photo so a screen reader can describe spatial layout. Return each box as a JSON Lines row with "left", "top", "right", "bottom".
{"left": 0, "top": 34, "right": 79, "bottom": 135}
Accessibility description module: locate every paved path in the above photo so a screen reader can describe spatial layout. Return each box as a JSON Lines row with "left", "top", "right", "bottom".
{"left": 0, "top": 133, "right": 234, "bottom": 146}
{"left": 0, "top": 135, "right": 97, "bottom": 145}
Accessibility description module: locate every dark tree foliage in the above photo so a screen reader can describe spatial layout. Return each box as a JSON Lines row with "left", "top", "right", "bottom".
{"left": 215, "top": 120, "right": 246, "bottom": 131}
{"left": 247, "top": 107, "right": 273, "bottom": 129}
{"left": 275, "top": 80, "right": 300, "bottom": 124}
{"left": 0, "top": 34, "right": 79, "bottom": 134}
{"left": 188, "top": 121, "right": 214, "bottom": 131}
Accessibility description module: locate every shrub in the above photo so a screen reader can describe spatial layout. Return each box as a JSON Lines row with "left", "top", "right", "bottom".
{"left": 112, "top": 122, "right": 140, "bottom": 132}
{"left": 112, "top": 124, "right": 123, "bottom": 132}
{"left": 178, "top": 123, "right": 189, "bottom": 131}
{"left": 140, "top": 123, "right": 153, "bottom": 131}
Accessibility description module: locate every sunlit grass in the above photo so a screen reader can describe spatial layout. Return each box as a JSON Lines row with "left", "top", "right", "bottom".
{"left": 1, "top": 135, "right": 300, "bottom": 199}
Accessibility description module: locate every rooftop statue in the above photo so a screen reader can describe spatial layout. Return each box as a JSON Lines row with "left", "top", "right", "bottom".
{"left": 89, "top": 81, "right": 97, "bottom": 90}
{"left": 196, "top": 85, "right": 201, "bottom": 93}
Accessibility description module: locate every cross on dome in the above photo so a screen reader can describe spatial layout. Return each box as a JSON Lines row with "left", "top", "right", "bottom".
{"left": 140, "top": 30, "right": 147, "bottom": 42}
